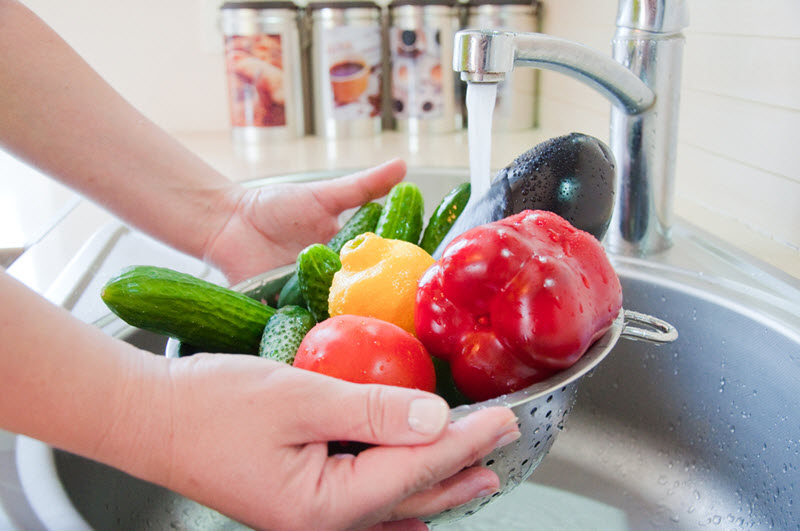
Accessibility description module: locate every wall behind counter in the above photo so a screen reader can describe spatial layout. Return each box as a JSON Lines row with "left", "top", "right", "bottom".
{"left": 537, "top": 0, "right": 800, "bottom": 268}
{"left": 23, "top": 0, "right": 231, "bottom": 133}
{"left": 22, "top": 0, "right": 800, "bottom": 275}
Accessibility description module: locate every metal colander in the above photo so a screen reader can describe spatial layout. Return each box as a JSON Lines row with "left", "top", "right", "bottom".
{"left": 165, "top": 266, "right": 677, "bottom": 527}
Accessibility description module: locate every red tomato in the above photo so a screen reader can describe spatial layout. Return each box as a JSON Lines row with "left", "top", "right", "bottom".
{"left": 293, "top": 315, "right": 436, "bottom": 392}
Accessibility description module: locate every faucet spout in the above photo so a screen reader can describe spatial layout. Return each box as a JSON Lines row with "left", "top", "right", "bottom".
{"left": 454, "top": 30, "right": 654, "bottom": 115}
{"left": 453, "top": 30, "right": 515, "bottom": 84}
{"left": 454, "top": 0, "right": 689, "bottom": 256}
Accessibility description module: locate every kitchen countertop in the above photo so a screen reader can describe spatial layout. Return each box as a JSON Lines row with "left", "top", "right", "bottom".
{"left": 4, "top": 128, "right": 799, "bottom": 296}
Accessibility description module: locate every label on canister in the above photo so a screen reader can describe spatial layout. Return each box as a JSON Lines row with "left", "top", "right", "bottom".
{"left": 390, "top": 27, "right": 445, "bottom": 119}
{"left": 224, "top": 34, "right": 287, "bottom": 127}
{"left": 321, "top": 25, "right": 383, "bottom": 121}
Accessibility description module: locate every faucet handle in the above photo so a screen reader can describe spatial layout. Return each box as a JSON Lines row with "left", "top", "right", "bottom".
{"left": 616, "top": 0, "right": 689, "bottom": 34}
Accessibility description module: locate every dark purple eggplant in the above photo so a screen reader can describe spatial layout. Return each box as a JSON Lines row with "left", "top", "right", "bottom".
{"left": 433, "top": 133, "right": 616, "bottom": 258}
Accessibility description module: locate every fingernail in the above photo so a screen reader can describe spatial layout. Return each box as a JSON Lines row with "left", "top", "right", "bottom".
{"left": 476, "top": 487, "right": 497, "bottom": 498}
{"left": 408, "top": 397, "right": 449, "bottom": 435}
{"left": 494, "top": 417, "right": 521, "bottom": 449}
{"left": 495, "top": 429, "right": 521, "bottom": 449}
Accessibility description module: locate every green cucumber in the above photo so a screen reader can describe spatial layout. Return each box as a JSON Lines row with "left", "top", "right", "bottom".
{"left": 278, "top": 203, "right": 381, "bottom": 309}
{"left": 297, "top": 244, "right": 341, "bottom": 322}
{"left": 277, "top": 269, "right": 305, "bottom": 309}
{"left": 327, "top": 202, "right": 383, "bottom": 253}
{"left": 101, "top": 265, "right": 275, "bottom": 354}
{"left": 419, "top": 182, "right": 471, "bottom": 254}
{"left": 375, "top": 182, "right": 424, "bottom": 244}
{"left": 258, "top": 305, "right": 315, "bottom": 364}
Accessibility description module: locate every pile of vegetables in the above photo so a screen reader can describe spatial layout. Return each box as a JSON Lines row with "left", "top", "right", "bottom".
{"left": 101, "top": 133, "right": 623, "bottom": 404}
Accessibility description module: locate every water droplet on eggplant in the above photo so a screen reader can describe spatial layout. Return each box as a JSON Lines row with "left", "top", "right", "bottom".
{"left": 433, "top": 133, "right": 617, "bottom": 258}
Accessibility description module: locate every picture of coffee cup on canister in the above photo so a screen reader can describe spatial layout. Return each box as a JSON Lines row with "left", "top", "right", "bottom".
{"left": 329, "top": 57, "right": 369, "bottom": 105}
{"left": 316, "top": 20, "right": 382, "bottom": 124}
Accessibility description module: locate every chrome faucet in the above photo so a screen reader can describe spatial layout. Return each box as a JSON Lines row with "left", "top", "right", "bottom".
{"left": 454, "top": 0, "right": 689, "bottom": 256}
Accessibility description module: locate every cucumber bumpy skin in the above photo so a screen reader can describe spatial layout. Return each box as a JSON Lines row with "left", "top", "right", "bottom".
{"left": 419, "top": 182, "right": 470, "bottom": 254}
{"left": 297, "top": 244, "right": 342, "bottom": 322}
{"left": 258, "top": 305, "right": 316, "bottom": 364}
{"left": 375, "top": 182, "right": 425, "bottom": 244}
{"left": 277, "top": 202, "right": 381, "bottom": 309}
{"left": 101, "top": 265, "right": 275, "bottom": 354}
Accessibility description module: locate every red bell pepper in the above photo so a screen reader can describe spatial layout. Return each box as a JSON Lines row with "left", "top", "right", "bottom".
{"left": 415, "top": 209, "right": 623, "bottom": 402}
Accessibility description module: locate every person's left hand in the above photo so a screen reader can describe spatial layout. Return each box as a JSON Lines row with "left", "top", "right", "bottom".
{"left": 204, "top": 159, "right": 406, "bottom": 284}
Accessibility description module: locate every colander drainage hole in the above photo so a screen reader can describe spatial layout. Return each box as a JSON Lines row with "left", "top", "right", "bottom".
{"left": 545, "top": 410, "right": 552, "bottom": 418}
{"left": 486, "top": 459, "right": 495, "bottom": 466}
{"left": 530, "top": 407, "right": 538, "bottom": 416}
{"left": 546, "top": 394, "right": 554, "bottom": 403}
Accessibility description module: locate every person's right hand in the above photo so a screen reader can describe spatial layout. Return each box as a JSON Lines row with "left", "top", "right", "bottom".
{"left": 110, "top": 352, "right": 520, "bottom": 531}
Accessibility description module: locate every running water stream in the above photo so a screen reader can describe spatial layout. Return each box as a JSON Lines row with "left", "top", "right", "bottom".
{"left": 465, "top": 82, "right": 498, "bottom": 203}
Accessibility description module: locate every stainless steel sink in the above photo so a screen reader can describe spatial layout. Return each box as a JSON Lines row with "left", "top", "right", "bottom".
{"left": 12, "top": 169, "right": 800, "bottom": 530}
{"left": 527, "top": 259, "right": 800, "bottom": 529}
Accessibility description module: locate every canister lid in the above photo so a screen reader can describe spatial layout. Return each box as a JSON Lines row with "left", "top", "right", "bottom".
{"left": 388, "top": 0, "right": 457, "bottom": 7}
{"left": 307, "top": 1, "right": 380, "bottom": 10}
{"left": 465, "top": 0, "right": 538, "bottom": 6}
{"left": 220, "top": 1, "right": 298, "bottom": 10}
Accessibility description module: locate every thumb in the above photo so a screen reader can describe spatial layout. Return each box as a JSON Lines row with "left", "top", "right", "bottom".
{"left": 312, "top": 159, "right": 406, "bottom": 214}
{"left": 288, "top": 373, "right": 451, "bottom": 446}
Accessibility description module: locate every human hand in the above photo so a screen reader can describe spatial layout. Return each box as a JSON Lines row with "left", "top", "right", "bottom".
{"left": 204, "top": 159, "right": 406, "bottom": 284}
{"left": 125, "top": 353, "right": 519, "bottom": 531}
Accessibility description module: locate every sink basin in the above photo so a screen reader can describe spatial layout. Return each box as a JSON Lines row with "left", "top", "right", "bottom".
{"left": 521, "top": 263, "right": 800, "bottom": 529}
{"left": 12, "top": 169, "right": 800, "bottom": 530}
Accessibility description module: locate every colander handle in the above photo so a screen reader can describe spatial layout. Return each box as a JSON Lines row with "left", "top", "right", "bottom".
{"left": 620, "top": 310, "right": 678, "bottom": 344}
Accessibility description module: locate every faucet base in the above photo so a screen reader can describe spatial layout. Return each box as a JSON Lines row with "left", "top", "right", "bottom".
{"left": 605, "top": 26, "right": 686, "bottom": 257}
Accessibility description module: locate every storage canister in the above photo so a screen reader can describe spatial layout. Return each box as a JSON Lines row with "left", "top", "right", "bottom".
{"left": 307, "top": 1, "right": 384, "bottom": 139}
{"left": 465, "top": 0, "right": 539, "bottom": 131}
{"left": 388, "top": 0, "right": 462, "bottom": 134}
{"left": 219, "top": 2, "right": 306, "bottom": 145}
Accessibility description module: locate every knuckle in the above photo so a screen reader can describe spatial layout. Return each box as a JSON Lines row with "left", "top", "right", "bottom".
{"left": 411, "top": 461, "right": 441, "bottom": 493}
{"left": 363, "top": 385, "right": 390, "bottom": 441}
{"left": 465, "top": 443, "right": 485, "bottom": 468}
{"left": 458, "top": 430, "right": 489, "bottom": 468}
